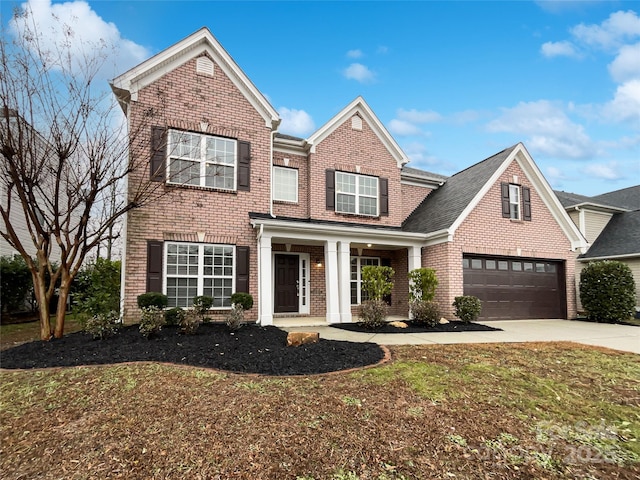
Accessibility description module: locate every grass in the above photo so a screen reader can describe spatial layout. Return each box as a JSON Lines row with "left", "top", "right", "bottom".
{"left": 0, "top": 315, "right": 83, "bottom": 348}
{"left": 1, "top": 341, "right": 638, "bottom": 479}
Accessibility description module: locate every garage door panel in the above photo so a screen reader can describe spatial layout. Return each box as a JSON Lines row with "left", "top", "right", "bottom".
{"left": 463, "top": 255, "right": 565, "bottom": 320}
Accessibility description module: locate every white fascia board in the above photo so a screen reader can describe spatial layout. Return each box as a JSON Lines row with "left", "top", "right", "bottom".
{"left": 400, "top": 178, "right": 444, "bottom": 189}
{"left": 273, "top": 138, "right": 308, "bottom": 156}
{"left": 250, "top": 217, "right": 426, "bottom": 247}
{"left": 306, "top": 96, "right": 409, "bottom": 168}
{"left": 578, "top": 252, "right": 640, "bottom": 262}
{"left": 422, "top": 229, "right": 453, "bottom": 247}
{"left": 111, "top": 28, "right": 280, "bottom": 129}
{"left": 568, "top": 202, "right": 627, "bottom": 214}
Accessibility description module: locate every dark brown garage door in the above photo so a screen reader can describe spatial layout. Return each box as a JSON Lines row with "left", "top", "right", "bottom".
{"left": 463, "top": 255, "right": 566, "bottom": 320}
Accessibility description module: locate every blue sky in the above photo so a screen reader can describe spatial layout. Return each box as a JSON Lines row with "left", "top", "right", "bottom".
{"left": 3, "top": 0, "right": 639, "bottom": 196}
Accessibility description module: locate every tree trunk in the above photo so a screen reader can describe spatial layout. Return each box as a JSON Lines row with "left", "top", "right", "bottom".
{"left": 53, "top": 272, "right": 71, "bottom": 339}
{"left": 32, "top": 272, "right": 52, "bottom": 341}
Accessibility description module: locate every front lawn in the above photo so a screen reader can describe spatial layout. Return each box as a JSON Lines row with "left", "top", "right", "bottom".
{"left": 1, "top": 342, "right": 638, "bottom": 479}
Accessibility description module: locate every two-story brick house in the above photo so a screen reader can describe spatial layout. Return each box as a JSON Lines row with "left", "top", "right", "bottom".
{"left": 111, "top": 27, "right": 586, "bottom": 324}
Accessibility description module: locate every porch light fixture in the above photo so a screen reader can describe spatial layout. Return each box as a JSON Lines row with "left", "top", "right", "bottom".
{"left": 315, "top": 259, "right": 323, "bottom": 267}
{"left": 367, "top": 243, "right": 372, "bottom": 248}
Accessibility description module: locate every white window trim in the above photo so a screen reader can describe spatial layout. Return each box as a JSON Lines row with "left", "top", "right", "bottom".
{"left": 272, "top": 166, "right": 298, "bottom": 203}
{"left": 350, "top": 256, "right": 381, "bottom": 305}
{"left": 336, "top": 172, "right": 379, "bottom": 216}
{"left": 509, "top": 184, "right": 521, "bottom": 220}
{"left": 166, "top": 129, "right": 238, "bottom": 191}
{"left": 164, "top": 242, "right": 236, "bottom": 309}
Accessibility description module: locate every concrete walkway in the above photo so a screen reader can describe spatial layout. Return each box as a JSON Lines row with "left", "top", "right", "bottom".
{"left": 282, "top": 319, "right": 640, "bottom": 354}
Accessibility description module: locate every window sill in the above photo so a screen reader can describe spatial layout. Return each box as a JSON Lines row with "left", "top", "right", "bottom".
{"left": 334, "top": 211, "right": 380, "bottom": 220}
{"left": 509, "top": 218, "right": 524, "bottom": 224}
{"left": 273, "top": 199, "right": 299, "bottom": 205}
{"left": 165, "top": 183, "right": 238, "bottom": 195}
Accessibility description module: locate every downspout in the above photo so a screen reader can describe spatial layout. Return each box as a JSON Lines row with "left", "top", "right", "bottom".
{"left": 270, "top": 130, "right": 276, "bottom": 218}
{"left": 256, "top": 223, "right": 263, "bottom": 324}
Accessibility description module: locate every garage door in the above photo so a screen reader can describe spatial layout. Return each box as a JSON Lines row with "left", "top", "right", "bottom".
{"left": 463, "top": 255, "right": 566, "bottom": 320}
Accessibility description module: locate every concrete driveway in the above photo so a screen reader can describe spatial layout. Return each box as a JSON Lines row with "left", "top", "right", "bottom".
{"left": 283, "top": 319, "right": 640, "bottom": 354}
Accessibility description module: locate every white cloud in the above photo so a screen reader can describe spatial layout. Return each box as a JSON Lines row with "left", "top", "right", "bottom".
{"left": 584, "top": 162, "right": 623, "bottom": 180}
{"left": 546, "top": 165, "right": 566, "bottom": 181}
{"left": 343, "top": 63, "right": 375, "bottom": 83}
{"left": 377, "top": 46, "right": 389, "bottom": 54}
{"left": 486, "top": 100, "right": 594, "bottom": 159}
{"left": 346, "top": 49, "right": 363, "bottom": 59}
{"left": 602, "top": 79, "right": 640, "bottom": 124}
{"left": 608, "top": 42, "right": 640, "bottom": 83}
{"left": 277, "top": 107, "right": 315, "bottom": 136}
{"left": 9, "top": 0, "right": 149, "bottom": 79}
{"left": 388, "top": 119, "right": 422, "bottom": 136}
{"left": 541, "top": 40, "right": 580, "bottom": 58}
{"left": 571, "top": 10, "right": 640, "bottom": 51}
{"left": 397, "top": 108, "right": 442, "bottom": 124}
{"left": 403, "top": 142, "right": 440, "bottom": 167}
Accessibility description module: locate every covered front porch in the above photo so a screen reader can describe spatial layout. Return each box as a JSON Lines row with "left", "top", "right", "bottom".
{"left": 250, "top": 215, "right": 426, "bottom": 326}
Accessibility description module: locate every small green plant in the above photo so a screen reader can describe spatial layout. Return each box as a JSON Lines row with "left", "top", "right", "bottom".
{"left": 193, "top": 295, "right": 214, "bottom": 315}
{"left": 164, "top": 307, "right": 185, "bottom": 326}
{"left": 362, "top": 265, "right": 394, "bottom": 301}
{"left": 446, "top": 434, "right": 467, "bottom": 447}
{"left": 359, "top": 298, "right": 388, "bottom": 329}
{"left": 453, "top": 295, "right": 482, "bottom": 323}
{"left": 580, "top": 260, "right": 635, "bottom": 323}
{"left": 230, "top": 292, "right": 253, "bottom": 311}
{"left": 408, "top": 268, "right": 438, "bottom": 301}
{"left": 179, "top": 309, "right": 201, "bottom": 335}
{"left": 225, "top": 303, "right": 245, "bottom": 331}
{"left": 73, "top": 258, "right": 121, "bottom": 317}
{"left": 83, "top": 310, "right": 120, "bottom": 339}
{"left": 137, "top": 292, "right": 168, "bottom": 309}
{"left": 139, "top": 306, "right": 165, "bottom": 338}
{"left": 410, "top": 300, "right": 440, "bottom": 327}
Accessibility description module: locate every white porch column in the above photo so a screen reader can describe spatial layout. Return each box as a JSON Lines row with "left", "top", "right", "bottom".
{"left": 408, "top": 245, "right": 422, "bottom": 272}
{"left": 324, "top": 240, "right": 340, "bottom": 323}
{"left": 337, "top": 241, "right": 352, "bottom": 323}
{"left": 258, "top": 233, "right": 273, "bottom": 325}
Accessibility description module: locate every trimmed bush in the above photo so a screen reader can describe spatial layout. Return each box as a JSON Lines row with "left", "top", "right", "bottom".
{"left": 362, "top": 266, "right": 395, "bottom": 301}
{"left": 230, "top": 292, "right": 253, "bottom": 311}
{"left": 83, "top": 310, "right": 120, "bottom": 339}
{"left": 137, "top": 292, "right": 168, "bottom": 310}
{"left": 0, "top": 255, "right": 32, "bottom": 316}
{"left": 225, "top": 303, "right": 245, "bottom": 331}
{"left": 408, "top": 268, "right": 438, "bottom": 302}
{"left": 580, "top": 261, "right": 635, "bottom": 323}
{"left": 73, "top": 258, "right": 121, "bottom": 317}
{"left": 359, "top": 299, "right": 388, "bottom": 329}
{"left": 164, "top": 307, "right": 185, "bottom": 326}
{"left": 410, "top": 300, "right": 440, "bottom": 327}
{"left": 139, "top": 306, "right": 165, "bottom": 338}
{"left": 193, "top": 295, "right": 214, "bottom": 313}
{"left": 453, "top": 296, "right": 482, "bottom": 323}
{"left": 179, "top": 310, "right": 201, "bottom": 335}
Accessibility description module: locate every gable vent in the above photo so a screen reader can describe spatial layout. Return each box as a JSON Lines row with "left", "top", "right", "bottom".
{"left": 196, "top": 57, "right": 214, "bottom": 76}
{"left": 351, "top": 115, "right": 362, "bottom": 131}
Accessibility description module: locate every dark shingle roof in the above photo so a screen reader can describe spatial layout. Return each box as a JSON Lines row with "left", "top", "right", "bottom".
{"left": 591, "top": 185, "right": 640, "bottom": 211}
{"left": 554, "top": 190, "right": 600, "bottom": 208}
{"left": 401, "top": 166, "right": 448, "bottom": 182}
{"left": 402, "top": 145, "right": 517, "bottom": 234}
{"left": 274, "top": 133, "right": 305, "bottom": 142}
{"left": 580, "top": 210, "right": 640, "bottom": 258}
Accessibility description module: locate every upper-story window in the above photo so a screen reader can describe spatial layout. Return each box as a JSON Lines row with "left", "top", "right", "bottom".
{"left": 509, "top": 184, "right": 520, "bottom": 220}
{"left": 272, "top": 166, "right": 298, "bottom": 202}
{"left": 501, "top": 182, "right": 531, "bottom": 221}
{"left": 336, "top": 172, "right": 378, "bottom": 216}
{"left": 167, "top": 130, "right": 237, "bottom": 190}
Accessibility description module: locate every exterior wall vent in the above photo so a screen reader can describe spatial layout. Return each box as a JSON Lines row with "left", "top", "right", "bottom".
{"left": 351, "top": 115, "right": 362, "bottom": 131}
{"left": 196, "top": 57, "right": 214, "bottom": 76}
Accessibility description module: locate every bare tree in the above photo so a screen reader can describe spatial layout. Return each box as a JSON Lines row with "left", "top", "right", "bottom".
{"left": 0, "top": 7, "right": 162, "bottom": 340}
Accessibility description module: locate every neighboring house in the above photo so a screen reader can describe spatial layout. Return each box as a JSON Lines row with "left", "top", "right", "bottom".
{"left": 111, "top": 28, "right": 586, "bottom": 324}
{"left": 555, "top": 186, "right": 640, "bottom": 310}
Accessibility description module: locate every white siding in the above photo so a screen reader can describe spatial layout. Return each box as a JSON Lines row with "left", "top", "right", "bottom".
{"left": 584, "top": 210, "right": 613, "bottom": 244}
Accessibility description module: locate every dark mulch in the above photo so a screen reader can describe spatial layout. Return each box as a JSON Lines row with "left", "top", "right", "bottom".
{"left": 0, "top": 324, "right": 385, "bottom": 375}
{"left": 331, "top": 320, "right": 502, "bottom": 334}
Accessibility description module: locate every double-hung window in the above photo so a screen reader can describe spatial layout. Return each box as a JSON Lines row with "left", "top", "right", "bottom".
{"left": 272, "top": 166, "right": 298, "bottom": 202}
{"left": 165, "top": 242, "right": 234, "bottom": 308}
{"left": 168, "top": 130, "right": 236, "bottom": 190}
{"left": 336, "top": 172, "right": 378, "bottom": 216}
{"left": 350, "top": 256, "right": 381, "bottom": 304}
{"left": 509, "top": 184, "right": 521, "bottom": 220}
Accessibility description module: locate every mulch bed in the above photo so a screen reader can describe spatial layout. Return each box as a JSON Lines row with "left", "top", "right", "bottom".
{"left": 331, "top": 320, "right": 502, "bottom": 334}
{"left": 0, "top": 324, "right": 385, "bottom": 375}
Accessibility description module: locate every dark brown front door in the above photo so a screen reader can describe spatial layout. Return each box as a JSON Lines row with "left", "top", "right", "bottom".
{"left": 274, "top": 254, "right": 299, "bottom": 313}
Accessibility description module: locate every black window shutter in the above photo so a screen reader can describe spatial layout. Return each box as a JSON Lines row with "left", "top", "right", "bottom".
{"left": 236, "top": 246, "right": 250, "bottom": 293}
{"left": 501, "top": 182, "right": 511, "bottom": 218}
{"left": 150, "top": 126, "right": 167, "bottom": 182}
{"left": 237, "top": 141, "right": 251, "bottom": 191}
{"left": 326, "top": 169, "right": 335, "bottom": 210}
{"left": 146, "top": 240, "right": 164, "bottom": 293}
{"left": 522, "top": 186, "right": 532, "bottom": 221}
{"left": 379, "top": 177, "right": 389, "bottom": 216}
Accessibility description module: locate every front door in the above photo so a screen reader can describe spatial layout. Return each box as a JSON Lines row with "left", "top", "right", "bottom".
{"left": 274, "top": 254, "right": 299, "bottom": 313}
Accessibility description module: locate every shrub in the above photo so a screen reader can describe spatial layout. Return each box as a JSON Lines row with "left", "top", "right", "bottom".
{"left": 137, "top": 292, "right": 168, "bottom": 310}
{"left": 359, "top": 299, "right": 388, "bottom": 329}
{"left": 73, "top": 258, "right": 121, "bottom": 317}
{"left": 179, "top": 309, "right": 201, "bottom": 335}
{"left": 362, "top": 266, "right": 395, "bottom": 301}
{"left": 453, "top": 296, "right": 483, "bottom": 323}
{"left": 0, "top": 255, "right": 32, "bottom": 316}
{"left": 193, "top": 295, "right": 214, "bottom": 314}
{"left": 225, "top": 303, "right": 245, "bottom": 331}
{"left": 408, "top": 268, "right": 438, "bottom": 302}
{"left": 164, "top": 307, "right": 185, "bottom": 326}
{"left": 580, "top": 261, "right": 635, "bottom": 323}
{"left": 84, "top": 310, "right": 120, "bottom": 339}
{"left": 230, "top": 292, "right": 253, "bottom": 311}
{"left": 139, "top": 306, "right": 165, "bottom": 338}
{"left": 410, "top": 300, "right": 440, "bottom": 327}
